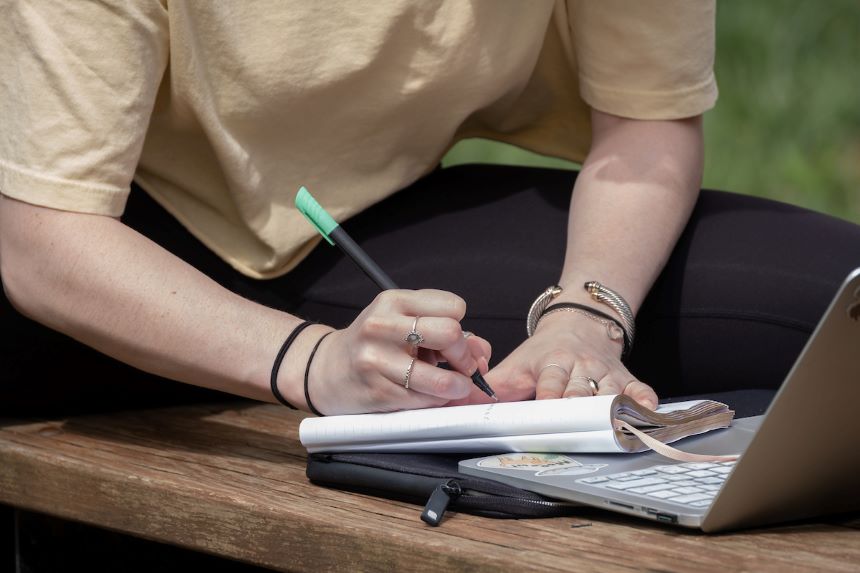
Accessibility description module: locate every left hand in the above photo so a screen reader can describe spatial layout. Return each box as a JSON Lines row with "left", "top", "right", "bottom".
{"left": 451, "top": 311, "right": 658, "bottom": 408}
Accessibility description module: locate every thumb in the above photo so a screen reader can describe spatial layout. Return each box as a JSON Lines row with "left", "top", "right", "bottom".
{"left": 624, "top": 380, "right": 659, "bottom": 410}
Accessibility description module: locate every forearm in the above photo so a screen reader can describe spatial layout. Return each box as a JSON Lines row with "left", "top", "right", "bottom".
{"left": 0, "top": 196, "right": 318, "bottom": 407}
{"left": 557, "top": 110, "right": 704, "bottom": 314}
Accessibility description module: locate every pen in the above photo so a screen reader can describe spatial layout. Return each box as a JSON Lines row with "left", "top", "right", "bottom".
{"left": 296, "top": 186, "right": 498, "bottom": 401}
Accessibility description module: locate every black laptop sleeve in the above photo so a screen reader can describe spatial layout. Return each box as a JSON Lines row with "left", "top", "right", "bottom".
{"left": 306, "top": 451, "right": 579, "bottom": 525}
{"left": 305, "top": 390, "right": 774, "bottom": 526}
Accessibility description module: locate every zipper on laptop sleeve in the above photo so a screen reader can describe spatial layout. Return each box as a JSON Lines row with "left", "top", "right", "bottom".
{"left": 421, "top": 478, "right": 575, "bottom": 525}
{"left": 421, "top": 480, "right": 462, "bottom": 526}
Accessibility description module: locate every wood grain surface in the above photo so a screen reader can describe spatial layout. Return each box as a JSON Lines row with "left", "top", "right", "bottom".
{"left": 0, "top": 402, "right": 857, "bottom": 572}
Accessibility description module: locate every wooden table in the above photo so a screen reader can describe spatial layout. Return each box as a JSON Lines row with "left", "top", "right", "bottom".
{"left": 0, "top": 402, "right": 857, "bottom": 572}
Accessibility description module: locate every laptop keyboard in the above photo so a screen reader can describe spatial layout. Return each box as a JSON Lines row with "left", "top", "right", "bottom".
{"left": 576, "top": 461, "right": 736, "bottom": 508}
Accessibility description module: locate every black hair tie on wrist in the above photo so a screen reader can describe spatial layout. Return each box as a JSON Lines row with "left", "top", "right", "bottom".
{"left": 304, "top": 331, "right": 333, "bottom": 417}
{"left": 540, "top": 302, "right": 632, "bottom": 357}
{"left": 271, "top": 320, "right": 316, "bottom": 409}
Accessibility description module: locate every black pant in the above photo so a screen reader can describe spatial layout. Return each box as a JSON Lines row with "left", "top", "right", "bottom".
{"left": 2, "top": 164, "right": 859, "bottom": 417}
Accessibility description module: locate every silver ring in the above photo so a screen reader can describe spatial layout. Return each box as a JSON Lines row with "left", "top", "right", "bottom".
{"left": 405, "top": 316, "right": 424, "bottom": 346}
{"left": 539, "top": 363, "right": 570, "bottom": 378}
{"left": 572, "top": 375, "right": 599, "bottom": 395}
{"left": 462, "top": 331, "right": 474, "bottom": 339}
{"left": 404, "top": 357, "right": 417, "bottom": 389}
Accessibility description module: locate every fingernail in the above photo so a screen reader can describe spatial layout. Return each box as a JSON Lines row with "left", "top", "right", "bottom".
{"left": 467, "top": 360, "right": 478, "bottom": 376}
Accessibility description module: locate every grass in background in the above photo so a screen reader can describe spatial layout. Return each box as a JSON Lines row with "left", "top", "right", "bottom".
{"left": 443, "top": 1, "right": 860, "bottom": 223}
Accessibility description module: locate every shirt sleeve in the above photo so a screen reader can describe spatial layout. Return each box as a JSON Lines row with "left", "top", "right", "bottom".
{"left": 0, "top": 0, "right": 169, "bottom": 216}
{"left": 568, "top": 0, "right": 717, "bottom": 120}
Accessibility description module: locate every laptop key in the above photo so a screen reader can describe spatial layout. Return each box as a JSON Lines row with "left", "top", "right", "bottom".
{"left": 627, "top": 483, "right": 676, "bottom": 495}
{"left": 631, "top": 469, "right": 658, "bottom": 476}
{"left": 654, "top": 465, "right": 689, "bottom": 474}
{"left": 701, "top": 484, "right": 722, "bottom": 491}
{"left": 578, "top": 476, "right": 610, "bottom": 484}
{"left": 647, "top": 490, "right": 680, "bottom": 499}
{"left": 670, "top": 493, "right": 712, "bottom": 504}
{"left": 697, "top": 477, "right": 725, "bottom": 485}
{"left": 687, "top": 470, "right": 717, "bottom": 478}
{"left": 605, "top": 478, "right": 665, "bottom": 490}
{"left": 672, "top": 480, "right": 698, "bottom": 487}
{"left": 681, "top": 463, "right": 718, "bottom": 470}
{"left": 671, "top": 487, "right": 704, "bottom": 495}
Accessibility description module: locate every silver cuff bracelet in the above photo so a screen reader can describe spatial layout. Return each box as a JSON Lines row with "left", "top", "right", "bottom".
{"left": 526, "top": 285, "right": 563, "bottom": 337}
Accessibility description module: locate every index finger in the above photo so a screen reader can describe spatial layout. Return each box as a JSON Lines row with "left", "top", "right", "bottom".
{"left": 396, "top": 289, "right": 467, "bottom": 320}
{"left": 463, "top": 333, "right": 491, "bottom": 364}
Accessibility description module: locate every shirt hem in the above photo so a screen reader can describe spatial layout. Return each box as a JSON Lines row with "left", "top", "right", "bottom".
{"left": 579, "top": 74, "right": 718, "bottom": 120}
{"left": 0, "top": 157, "right": 128, "bottom": 217}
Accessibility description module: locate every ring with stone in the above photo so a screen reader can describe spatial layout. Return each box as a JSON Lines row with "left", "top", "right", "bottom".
{"left": 405, "top": 316, "right": 424, "bottom": 347}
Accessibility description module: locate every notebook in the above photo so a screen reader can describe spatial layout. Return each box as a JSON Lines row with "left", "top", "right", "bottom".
{"left": 459, "top": 267, "right": 860, "bottom": 531}
{"left": 299, "top": 395, "right": 734, "bottom": 455}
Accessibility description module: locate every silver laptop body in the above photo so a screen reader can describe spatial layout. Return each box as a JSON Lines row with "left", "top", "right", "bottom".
{"left": 460, "top": 268, "right": 860, "bottom": 531}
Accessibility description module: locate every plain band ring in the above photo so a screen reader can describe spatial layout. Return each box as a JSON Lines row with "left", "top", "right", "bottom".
{"left": 539, "top": 363, "right": 570, "bottom": 378}
{"left": 572, "top": 375, "right": 599, "bottom": 395}
{"left": 406, "top": 316, "right": 424, "bottom": 346}
{"left": 404, "top": 357, "right": 417, "bottom": 389}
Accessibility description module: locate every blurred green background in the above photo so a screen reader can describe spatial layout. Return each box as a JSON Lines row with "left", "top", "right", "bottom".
{"left": 443, "top": 0, "right": 860, "bottom": 223}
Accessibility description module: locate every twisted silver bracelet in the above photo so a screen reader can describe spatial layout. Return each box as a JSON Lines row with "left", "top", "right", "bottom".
{"left": 526, "top": 286, "right": 562, "bottom": 337}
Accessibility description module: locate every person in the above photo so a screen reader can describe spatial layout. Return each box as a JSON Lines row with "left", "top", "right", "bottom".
{"left": 1, "top": 1, "right": 858, "bottom": 418}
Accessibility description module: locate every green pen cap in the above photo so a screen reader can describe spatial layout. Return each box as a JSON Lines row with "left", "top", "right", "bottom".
{"left": 295, "top": 186, "right": 338, "bottom": 245}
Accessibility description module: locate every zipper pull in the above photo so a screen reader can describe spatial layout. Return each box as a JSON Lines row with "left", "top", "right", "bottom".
{"left": 421, "top": 480, "right": 461, "bottom": 526}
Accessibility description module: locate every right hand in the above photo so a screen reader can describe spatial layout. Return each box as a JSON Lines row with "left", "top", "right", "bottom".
{"left": 305, "top": 289, "right": 491, "bottom": 415}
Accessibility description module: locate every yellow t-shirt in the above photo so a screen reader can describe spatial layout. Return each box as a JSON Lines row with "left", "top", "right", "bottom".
{"left": 0, "top": 0, "right": 717, "bottom": 278}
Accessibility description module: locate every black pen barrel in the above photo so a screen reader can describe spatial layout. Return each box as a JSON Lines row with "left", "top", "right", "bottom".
{"left": 329, "top": 226, "right": 399, "bottom": 290}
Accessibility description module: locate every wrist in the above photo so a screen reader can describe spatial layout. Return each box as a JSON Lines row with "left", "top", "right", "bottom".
{"left": 546, "top": 288, "right": 600, "bottom": 310}
{"left": 535, "top": 310, "right": 625, "bottom": 357}
{"left": 303, "top": 330, "right": 334, "bottom": 416}
{"left": 526, "top": 282, "right": 635, "bottom": 356}
{"left": 273, "top": 322, "right": 334, "bottom": 411}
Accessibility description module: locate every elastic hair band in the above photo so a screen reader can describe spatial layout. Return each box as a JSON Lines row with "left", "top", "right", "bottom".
{"left": 270, "top": 320, "right": 315, "bottom": 409}
{"left": 304, "top": 331, "right": 333, "bottom": 417}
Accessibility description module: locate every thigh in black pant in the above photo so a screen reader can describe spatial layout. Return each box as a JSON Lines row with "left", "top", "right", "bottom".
{"left": 629, "top": 189, "right": 860, "bottom": 396}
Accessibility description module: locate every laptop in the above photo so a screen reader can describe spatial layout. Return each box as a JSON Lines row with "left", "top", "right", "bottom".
{"left": 459, "top": 267, "right": 860, "bottom": 532}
